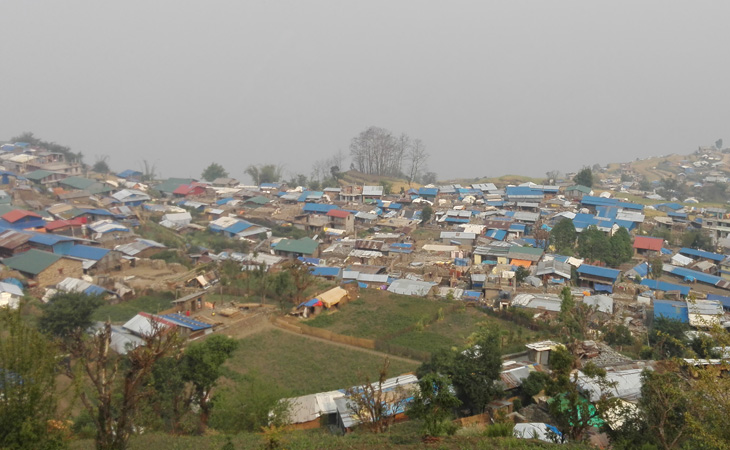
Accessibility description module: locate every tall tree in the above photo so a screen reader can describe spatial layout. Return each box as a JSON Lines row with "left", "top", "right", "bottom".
{"left": 201, "top": 162, "right": 228, "bottom": 182}
{"left": 182, "top": 335, "right": 238, "bottom": 433}
{"left": 606, "top": 227, "right": 633, "bottom": 267}
{"left": 406, "top": 373, "right": 461, "bottom": 438}
{"left": 573, "top": 167, "right": 594, "bottom": 187}
{"left": 39, "top": 292, "right": 105, "bottom": 342}
{"left": 344, "top": 358, "right": 409, "bottom": 433}
{"left": 407, "top": 138, "right": 428, "bottom": 186}
{"left": 0, "top": 309, "right": 61, "bottom": 449}
{"left": 550, "top": 219, "right": 576, "bottom": 255}
{"left": 420, "top": 205, "right": 433, "bottom": 225}
{"left": 349, "top": 126, "right": 421, "bottom": 177}
{"left": 93, "top": 155, "right": 111, "bottom": 174}
{"left": 450, "top": 327, "right": 503, "bottom": 414}
{"left": 638, "top": 368, "right": 689, "bottom": 450}
{"left": 577, "top": 225, "right": 610, "bottom": 262}
{"left": 245, "top": 164, "right": 282, "bottom": 185}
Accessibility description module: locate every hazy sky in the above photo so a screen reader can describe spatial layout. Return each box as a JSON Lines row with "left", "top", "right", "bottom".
{"left": 1, "top": 1, "right": 729, "bottom": 183}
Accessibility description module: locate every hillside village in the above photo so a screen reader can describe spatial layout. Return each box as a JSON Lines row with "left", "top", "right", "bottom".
{"left": 1, "top": 137, "right": 730, "bottom": 449}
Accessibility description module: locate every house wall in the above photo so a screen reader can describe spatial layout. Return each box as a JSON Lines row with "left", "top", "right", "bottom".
{"left": 37, "top": 258, "right": 84, "bottom": 287}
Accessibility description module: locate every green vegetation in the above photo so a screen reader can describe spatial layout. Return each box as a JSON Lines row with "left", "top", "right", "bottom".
{"left": 200, "top": 162, "right": 228, "bottom": 182}
{"left": 92, "top": 292, "right": 176, "bottom": 323}
{"left": 573, "top": 167, "right": 593, "bottom": 187}
{"left": 225, "top": 329, "right": 418, "bottom": 396}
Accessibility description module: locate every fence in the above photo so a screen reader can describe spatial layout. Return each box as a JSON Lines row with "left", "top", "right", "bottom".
{"left": 273, "top": 317, "right": 377, "bottom": 350}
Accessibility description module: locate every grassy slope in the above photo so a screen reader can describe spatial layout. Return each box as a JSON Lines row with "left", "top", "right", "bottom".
{"left": 92, "top": 292, "right": 176, "bottom": 323}
{"left": 305, "top": 290, "right": 539, "bottom": 356}
{"left": 225, "top": 328, "right": 418, "bottom": 396}
{"left": 70, "top": 423, "right": 593, "bottom": 450}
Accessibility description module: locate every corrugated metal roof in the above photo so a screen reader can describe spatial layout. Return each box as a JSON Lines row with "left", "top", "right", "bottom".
{"left": 387, "top": 279, "right": 435, "bottom": 296}
{"left": 0, "top": 229, "right": 31, "bottom": 249}
{"left": 2, "top": 249, "right": 63, "bottom": 275}
{"left": 576, "top": 264, "right": 621, "bottom": 281}
{"left": 60, "top": 245, "right": 110, "bottom": 261}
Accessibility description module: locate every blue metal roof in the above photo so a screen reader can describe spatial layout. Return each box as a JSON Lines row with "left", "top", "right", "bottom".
{"left": 486, "top": 229, "right": 507, "bottom": 241}
{"left": 679, "top": 247, "right": 726, "bottom": 262}
{"left": 223, "top": 221, "right": 253, "bottom": 234}
{"left": 302, "top": 203, "right": 339, "bottom": 214}
{"left": 655, "top": 202, "right": 683, "bottom": 211}
{"left": 661, "top": 248, "right": 673, "bottom": 255}
{"left": 594, "top": 283, "right": 613, "bottom": 293}
{"left": 664, "top": 265, "right": 724, "bottom": 285}
{"left": 445, "top": 217, "right": 469, "bottom": 224}
{"left": 509, "top": 223, "right": 527, "bottom": 232}
{"left": 60, "top": 245, "right": 111, "bottom": 261}
{"left": 117, "top": 169, "right": 142, "bottom": 178}
{"left": 640, "top": 279, "right": 690, "bottom": 296}
{"left": 418, "top": 187, "right": 439, "bottom": 196}
{"left": 161, "top": 313, "right": 213, "bottom": 331}
{"left": 28, "top": 233, "right": 75, "bottom": 246}
{"left": 581, "top": 196, "right": 617, "bottom": 207}
{"left": 628, "top": 262, "right": 649, "bottom": 277}
{"left": 297, "top": 256, "right": 321, "bottom": 265}
{"left": 653, "top": 300, "right": 689, "bottom": 322}
{"left": 576, "top": 264, "right": 621, "bottom": 281}
{"left": 310, "top": 266, "right": 342, "bottom": 277}
{"left": 707, "top": 294, "right": 730, "bottom": 309}
{"left": 81, "top": 208, "right": 114, "bottom": 216}
{"left": 216, "top": 197, "right": 234, "bottom": 205}
{"left": 505, "top": 186, "right": 544, "bottom": 197}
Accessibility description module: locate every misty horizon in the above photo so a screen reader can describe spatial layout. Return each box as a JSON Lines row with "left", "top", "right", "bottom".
{"left": 1, "top": 1, "right": 728, "bottom": 184}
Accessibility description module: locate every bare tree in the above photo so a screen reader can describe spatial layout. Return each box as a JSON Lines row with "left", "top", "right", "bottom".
{"left": 350, "top": 126, "right": 414, "bottom": 177}
{"left": 66, "top": 322, "right": 182, "bottom": 450}
{"left": 407, "top": 138, "right": 428, "bottom": 186}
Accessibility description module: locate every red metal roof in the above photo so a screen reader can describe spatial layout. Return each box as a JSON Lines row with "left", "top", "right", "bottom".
{"left": 326, "top": 209, "right": 351, "bottom": 218}
{"left": 2, "top": 209, "right": 42, "bottom": 223}
{"left": 45, "top": 217, "right": 87, "bottom": 231}
{"left": 633, "top": 236, "right": 663, "bottom": 252}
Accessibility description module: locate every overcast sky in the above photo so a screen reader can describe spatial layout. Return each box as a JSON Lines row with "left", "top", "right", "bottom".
{"left": 1, "top": 1, "right": 729, "bottom": 183}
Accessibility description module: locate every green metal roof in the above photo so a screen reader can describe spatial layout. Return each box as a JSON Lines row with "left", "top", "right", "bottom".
{"left": 59, "top": 176, "right": 97, "bottom": 190}
{"left": 3, "top": 249, "right": 63, "bottom": 275}
{"left": 566, "top": 185, "right": 592, "bottom": 194}
{"left": 155, "top": 178, "right": 195, "bottom": 194}
{"left": 245, "top": 196, "right": 271, "bottom": 205}
{"left": 274, "top": 237, "right": 319, "bottom": 255}
{"left": 24, "top": 170, "right": 57, "bottom": 181}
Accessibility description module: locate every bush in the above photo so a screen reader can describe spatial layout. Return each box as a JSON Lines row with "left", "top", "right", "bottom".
{"left": 484, "top": 422, "right": 515, "bottom": 438}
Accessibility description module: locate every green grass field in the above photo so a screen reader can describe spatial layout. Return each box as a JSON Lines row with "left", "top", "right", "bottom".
{"left": 92, "top": 292, "right": 176, "bottom": 323}
{"left": 69, "top": 423, "right": 594, "bottom": 450}
{"left": 305, "top": 290, "right": 539, "bottom": 357}
{"left": 306, "top": 290, "right": 446, "bottom": 339}
{"left": 225, "top": 328, "right": 418, "bottom": 396}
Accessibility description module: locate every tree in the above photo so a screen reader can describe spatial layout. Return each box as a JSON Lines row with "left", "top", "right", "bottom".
{"left": 422, "top": 171, "right": 438, "bottom": 185}
{"left": 344, "top": 358, "right": 409, "bottom": 433}
{"left": 577, "top": 225, "right": 610, "bottom": 262}
{"left": 93, "top": 156, "right": 111, "bottom": 174}
{"left": 638, "top": 368, "right": 689, "bottom": 450}
{"left": 283, "top": 260, "right": 315, "bottom": 305}
{"left": 182, "top": 335, "right": 238, "bottom": 433}
{"left": 573, "top": 167, "right": 594, "bottom": 188}
{"left": 649, "top": 257, "right": 663, "bottom": 280}
{"left": 550, "top": 219, "right": 577, "bottom": 255}
{"left": 349, "top": 127, "right": 409, "bottom": 177}
{"left": 420, "top": 205, "right": 433, "bottom": 225}
{"left": 515, "top": 266, "right": 530, "bottom": 285}
{"left": 648, "top": 317, "right": 688, "bottom": 359}
{"left": 715, "top": 138, "right": 723, "bottom": 149}
{"left": 39, "top": 292, "right": 105, "bottom": 341}
{"left": 603, "top": 324, "right": 634, "bottom": 348}
{"left": 680, "top": 229, "right": 714, "bottom": 252}
{"left": 0, "top": 309, "right": 63, "bottom": 449}
{"left": 521, "top": 371, "right": 551, "bottom": 398}
{"left": 201, "top": 162, "right": 228, "bottom": 182}
{"left": 407, "top": 138, "right": 429, "bottom": 186}
{"left": 66, "top": 321, "right": 182, "bottom": 450}
{"left": 11, "top": 131, "right": 79, "bottom": 164}
{"left": 246, "top": 164, "right": 282, "bottom": 185}
{"left": 545, "top": 170, "right": 561, "bottom": 184}
{"left": 406, "top": 373, "right": 460, "bottom": 437}
{"left": 449, "top": 327, "right": 503, "bottom": 414}
{"left": 606, "top": 227, "right": 633, "bottom": 267}
{"left": 139, "top": 159, "right": 158, "bottom": 182}
{"left": 533, "top": 221, "right": 550, "bottom": 249}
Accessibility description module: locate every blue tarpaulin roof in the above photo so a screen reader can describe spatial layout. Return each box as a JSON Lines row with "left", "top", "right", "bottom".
{"left": 297, "top": 257, "right": 321, "bottom": 265}
{"left": 594, "top": 283, "right": 613, "bottom": 293}
{"left": 161, "top": 313, "right": 213, "bottom": 331}
{"left": 310, "top": 266, "right": 341, "bottom": 277}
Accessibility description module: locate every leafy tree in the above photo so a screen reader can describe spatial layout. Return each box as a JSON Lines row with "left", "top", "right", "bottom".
{"left": 201, "top": 162, "right": 228, "bottom": 182}
{"left": 245, "top": 164, "right": 282, "bottom": 185}
{"left": 638, "top": 368, "right": 689, "bottom": 450}
{"left": 521, "top": 371, "right": 550, "bottom": 398}
{"left": 648, "top": 318, "right": 688, "bottom": 359}
{"left": 11, "top": 131, "right": 81, "bottom": 164}
{"left": 550, "top": 219, "right": 577, "bottom": 255}
{"left": 649, "top": 257, "right": 663, "bottom": 280}
{"left": 603, "top": 324, "right": 634, "bottom": 348}
{"left": 144, "top": 355, "right": 193, "bottom": 434}
{"left": 606, "top": 227, "right": 633, "bottom": 267}
{"left": 406, "top": 373, "right": 460, "bottom": 438}
{"left": 182, "top": 335, "right": 239, "bottom": 432}
{"left": 573, "top": 167, "right": 594, "bottom": 187}
{"left": 715, "top": 138, "right": 723, "bottom": 149}
{"left": 422, "top": 172, "right": 438, "bottom": 185}
{"left": 450, "top": 327, "right": 503, "bottom": 414}
{"left": 680, "top": 229, "right": 714, "bottom": 252}
{"left": 515, "top": 266, "right": 530, "bottom": 285}
{"left": 420, "top": 204, "right": 433, "bottom": 225}
{"left": 39, "top": 292, "right": 105, "bottom": 341}
{"left": 577, "top": 225, "right": 610, "bottom": 262}
{"left": 0, "top": 309, "right": 62, "bottom": 449}
{"left": 93, "top": 156, "right": 111, "bottom": 174}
